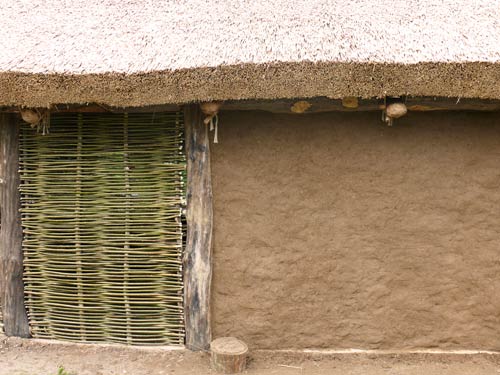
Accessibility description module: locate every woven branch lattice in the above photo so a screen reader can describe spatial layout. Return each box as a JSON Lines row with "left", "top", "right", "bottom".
{"left": 19, "top": 112, "right": 186, "bottom": 345}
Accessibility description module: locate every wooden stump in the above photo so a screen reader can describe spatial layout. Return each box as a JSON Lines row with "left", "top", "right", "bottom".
{"left": 210, "top": 337, "right": 248, "bottom": 374}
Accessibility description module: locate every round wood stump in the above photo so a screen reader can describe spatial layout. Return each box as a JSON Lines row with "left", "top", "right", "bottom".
{"left": 210, "top": 337, "right": 248, "bottom": 374}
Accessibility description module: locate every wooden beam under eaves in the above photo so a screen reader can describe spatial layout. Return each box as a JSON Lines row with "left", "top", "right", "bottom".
{"left": 2, "top": 97, "right": 500, "bottom": 115}
{"left": 220, "top": 97, "right": 500, "bottom": 113}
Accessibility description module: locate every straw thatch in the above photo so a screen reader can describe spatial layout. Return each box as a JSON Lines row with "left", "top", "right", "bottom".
{"left": 1, "top": 0, "right": 499, "bottom": 107}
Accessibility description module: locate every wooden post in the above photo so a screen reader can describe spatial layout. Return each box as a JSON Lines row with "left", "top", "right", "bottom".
{"left": 0, "top": 113, "right": 30, "bottom": 337}
{"left": 183, "top": 104, "right": 213, "bottom": 350}
{"left": 210, "top": 337, "right": 249, "bottom": 374}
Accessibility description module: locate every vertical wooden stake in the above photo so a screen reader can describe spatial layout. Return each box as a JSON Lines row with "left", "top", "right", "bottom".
{"left": 183, "top": 104, "right": 213, "bottom": 350}
{"left": 0, "top": 113, "right": 30, "bottom": 337}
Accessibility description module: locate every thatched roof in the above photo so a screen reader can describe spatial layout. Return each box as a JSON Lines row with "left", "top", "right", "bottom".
{"left": 1, "top": 1, "right": 499, "bottom": 107}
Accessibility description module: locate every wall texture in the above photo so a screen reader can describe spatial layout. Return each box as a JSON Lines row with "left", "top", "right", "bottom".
{"left": 211, "top": 111, "right": 500, "bottom": 350}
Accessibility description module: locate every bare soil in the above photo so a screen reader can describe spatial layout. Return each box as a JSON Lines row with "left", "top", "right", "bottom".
{"left": 1, "top": 336, "right": 500, "bottom": 375}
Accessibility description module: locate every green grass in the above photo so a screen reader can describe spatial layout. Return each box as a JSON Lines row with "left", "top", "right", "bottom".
{"left": 55, "top": 366, "right": 73, "bottom": 375}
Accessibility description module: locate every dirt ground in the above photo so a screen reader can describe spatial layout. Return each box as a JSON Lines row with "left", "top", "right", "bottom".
{"left": 1, "top": 337, "right": 500, "bottom": 375}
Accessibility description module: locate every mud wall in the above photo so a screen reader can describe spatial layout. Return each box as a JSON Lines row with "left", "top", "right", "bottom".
{"left": 211, "top": 111, "right": 500, "bottom": 350}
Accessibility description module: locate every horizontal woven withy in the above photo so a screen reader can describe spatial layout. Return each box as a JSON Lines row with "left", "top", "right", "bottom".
{"left": 19, "top": 112, "right": 186, "bottom": 345}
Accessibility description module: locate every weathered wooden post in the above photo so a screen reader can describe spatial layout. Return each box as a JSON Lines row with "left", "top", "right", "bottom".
{"left": 183, "top": 104, "right": 213, "bottom": 350}
{"left": 0, "top": 113, "right": 30, "bottom": 337}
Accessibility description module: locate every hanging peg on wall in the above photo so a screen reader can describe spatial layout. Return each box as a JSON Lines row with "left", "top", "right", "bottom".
{"left": 200, "top": 102, "right": 222, "bottom": 143}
